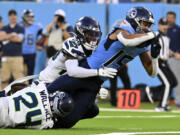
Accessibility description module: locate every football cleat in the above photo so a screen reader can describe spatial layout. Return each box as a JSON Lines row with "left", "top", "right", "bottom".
{"left": 155, "top": 105, "right": 170, "bottom": 112}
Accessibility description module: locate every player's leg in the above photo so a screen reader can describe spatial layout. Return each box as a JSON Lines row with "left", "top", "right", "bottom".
{"left": 110, "top": 76, "right": 117, "bottom": 106}
{"left": 27, "top": 54, "right": 36, "bottom": 76}
{"left": 118, "top": 66, "right": 131, "bottom": 89}
{"left": 81, "top": 102, "right": 99, "bottom": 119}
{"left": 53, "top": 90, "right": 97, "bottom": 128}
{"left": 26, "top": 54, "right": 36, "bottom": 83}
{"left": 23, "top": 54, "right": 28, "bottom": 76}
{"left": 47, "top": 74, "right": 101, "bottom": 94}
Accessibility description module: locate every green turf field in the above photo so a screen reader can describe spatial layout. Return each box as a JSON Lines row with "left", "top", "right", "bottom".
{"left": 1, "top": 102, "right": 180, "bottom": 135}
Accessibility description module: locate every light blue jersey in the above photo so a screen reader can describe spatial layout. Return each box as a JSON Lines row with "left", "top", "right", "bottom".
{"left": 87, "top": 20, "right": 149, "bottom": 69}
{"left": 21, "top": 23, "right": 43, "bottom": 54}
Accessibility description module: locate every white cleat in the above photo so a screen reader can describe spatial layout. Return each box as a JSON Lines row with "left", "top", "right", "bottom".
{"left": 155, "top": 106, "right": 170, "bottom": 112}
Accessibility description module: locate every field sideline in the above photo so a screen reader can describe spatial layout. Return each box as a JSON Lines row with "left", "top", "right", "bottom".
{"left": 1, "top": 103, "right": 180, "bottom": 135}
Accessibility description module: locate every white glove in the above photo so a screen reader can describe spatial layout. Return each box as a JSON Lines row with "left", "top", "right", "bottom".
{"left": 98, "top": 67, "right": 117, "bottom": 78}
{"left": 99, "top": 87, "right": 109, "bottom": 99}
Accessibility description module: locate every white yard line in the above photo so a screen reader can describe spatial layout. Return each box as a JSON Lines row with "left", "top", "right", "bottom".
{"left": 96, "top": 131, "right": 180, "bottom": 135}
{"left": 96, "top": 115, "right": 178, "bottom": 118}
{"left": 118, "top": 128, "right": 142, "bottom": 131}
{"left": 100, "top": 108, "right": 180, "bottom": 113}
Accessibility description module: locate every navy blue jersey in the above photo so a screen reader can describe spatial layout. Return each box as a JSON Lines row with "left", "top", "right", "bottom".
{"left": 87, "top": 20, "right": 149, "bottom": 69}
{"left": 2, "top": 24, "right": 24, "bottom": 56}
{"left": 167, "top": 24, "right": 180, "bottom": 52}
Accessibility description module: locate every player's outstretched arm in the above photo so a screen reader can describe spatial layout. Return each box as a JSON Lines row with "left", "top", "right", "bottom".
{"left": 139, "top": 48, "right": 160, "bottom": 78}
{"left": 109, "top": 29, "right": 155, "bottom": 47}
{"left": 139, "top": 34, "right": 161, "bottom": 77}
{"left": 65, "top": 59, "right": 117, "bottom": 78}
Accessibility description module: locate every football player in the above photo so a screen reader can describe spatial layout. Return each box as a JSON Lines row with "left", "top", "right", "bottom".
{"left": 47, "top": 7, "right": 161, "bottom": 128}
{"left": 0, "top": 81, "right": 74, "bottom": 129}
{"left": 38, "top": 16, "right": 117, "bottom": 128}
{"left": 21, "top": 9, "right": 43, "bottom": 82}
{"left": 39, "top": 16, "right": 117, "bottom": 83}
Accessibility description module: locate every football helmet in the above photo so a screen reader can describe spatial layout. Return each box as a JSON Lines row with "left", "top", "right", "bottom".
{"left": 22, "top": 9, "right": 34, "bottom": 25}
{"left": 74, "top": 16, "right": 102, "bottom": 50}
{"left": 126, "top": 7, "right": 154, "bottom": 32}
{"left": 51, "top": 91, "right": 74, "bottom": 118}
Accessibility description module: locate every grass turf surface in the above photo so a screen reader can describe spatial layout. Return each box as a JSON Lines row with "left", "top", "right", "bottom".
{"left": 1, "top": 102, "right": 180, "bottom": 135}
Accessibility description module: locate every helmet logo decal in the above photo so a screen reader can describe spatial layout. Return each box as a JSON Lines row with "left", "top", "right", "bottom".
{"left": 127, "top": 8, "right": 137, "bottom": 19}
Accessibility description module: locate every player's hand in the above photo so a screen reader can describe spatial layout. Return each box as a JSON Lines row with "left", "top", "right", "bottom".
{"left": 99, "top": 87, "right": 109, "bottom": 99}
{"left": 151, "top": 34, "right": 161, "bottom": 58}
{"left": 98, "top": 67, "right": 117, "bottom": 78}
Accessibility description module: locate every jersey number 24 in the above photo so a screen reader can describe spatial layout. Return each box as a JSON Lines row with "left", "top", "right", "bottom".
{"left": 13, "top": 92, "right": 42, "bottom": 126}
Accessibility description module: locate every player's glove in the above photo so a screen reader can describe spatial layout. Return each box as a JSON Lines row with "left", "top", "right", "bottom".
{"left": 151, "top": 34, "right": 161, "bottom": 58}
{"left": 99, "top": 87, "right": 109, "bottom": 99}
{"left": 97, "top": 67, "right": 117, "bottom": 78}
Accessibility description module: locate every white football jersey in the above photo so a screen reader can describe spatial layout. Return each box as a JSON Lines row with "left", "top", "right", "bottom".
{"left": 39, "top": 37, "right": 86, "bottom": 83}
{"left": 7, "top": 82, "right": 54, "bottom": 129}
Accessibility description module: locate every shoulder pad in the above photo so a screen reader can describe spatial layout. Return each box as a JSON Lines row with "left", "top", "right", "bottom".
{"left": 62, "top": 37, "right": 85, "bottom": 58}
{"left": 113, "top": 20, "right": 131, "bottom": 29}
{"left": 111, "top": 19, "right": 134, "bottom": 34}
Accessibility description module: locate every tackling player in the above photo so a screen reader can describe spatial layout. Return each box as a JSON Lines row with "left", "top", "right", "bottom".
{"left": 38, "top": 16, "right": 117, "bottom": 128}
{"left": 0, "top": 81, "right": 74, "bottom": 129}
{"left": 39, "top": 16, "right": 117, "bottom": 83}
{"left": 47, "top": 7, "right": 161, "bottom": 128}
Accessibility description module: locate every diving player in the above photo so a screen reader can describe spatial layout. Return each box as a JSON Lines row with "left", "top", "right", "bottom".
{"left": 0, "top": 81, "right": 74, "bottom": 129}
{"left": 47, "top": 7, "right": 161, "bottom": 128}
{"left": 48, "top": 7, "right": 160, "bottom": 93}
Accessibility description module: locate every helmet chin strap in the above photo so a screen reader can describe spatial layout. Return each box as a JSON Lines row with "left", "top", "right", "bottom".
{"left": 134, "top": 18, "right": 141, "bottom": 32}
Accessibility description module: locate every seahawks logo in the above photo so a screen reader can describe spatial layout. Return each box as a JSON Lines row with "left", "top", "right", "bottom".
{"left": 127, "top": 8, "right": 137, "bottom": 19}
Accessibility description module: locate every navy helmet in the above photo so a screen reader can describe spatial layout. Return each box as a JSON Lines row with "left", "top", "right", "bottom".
{"left": 22, "top": 9, "right": 34, "bottom": 24}
{"left": 51, "top": 91, "right": 74, "bottom": 118}
{"left": 74, "top": 16, "right": 102, "bottom": 51}
{"left": 126, "top": 7, "right": 154, "bottom": 32}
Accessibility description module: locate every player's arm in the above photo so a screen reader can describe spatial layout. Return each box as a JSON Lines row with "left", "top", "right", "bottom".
{"left": 139, "top": 40, "right": 161, "bottom": 77}
{"left": 62, "top": 39, "right": 117, "bottom": 78}
{"left": 139, "top": 51, "right": 157, "bottom": 77}
{"left": 65, "top": 59, "right": 117, "bottom": 78}
{"left": 109, "top": 29, "right": 155, "bottom": 47}
{"left": 62, "top": 49, "right": 117, "bottom": 78}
